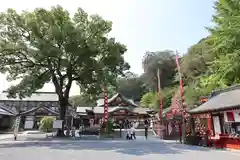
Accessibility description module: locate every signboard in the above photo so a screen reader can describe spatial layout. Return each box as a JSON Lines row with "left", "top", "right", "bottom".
{"left": 26, "top": 116, "right": 34, "bottom": 121}
{"left": 192, "top": 113, "right": 211, "bottom": 119}
{"left": 24, "top": 120, "right": 34, "bottom": 129}
{"left": 53, "top": 120, "right": 63, "bottom": 129}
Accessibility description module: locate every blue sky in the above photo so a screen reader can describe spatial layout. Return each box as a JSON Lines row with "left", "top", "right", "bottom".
{"left": 112, "top": 0, "right": 216, "bottom": 75}
{"left": 0, "top": 0, "right": 216, "bottom": 95}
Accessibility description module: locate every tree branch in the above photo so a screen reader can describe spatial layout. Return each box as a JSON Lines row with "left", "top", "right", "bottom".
{"left": 64, "top": 64, "right": 73, "bottom": 99}
{"left": 47, "top": 58, "right": 64, "bottom": 100}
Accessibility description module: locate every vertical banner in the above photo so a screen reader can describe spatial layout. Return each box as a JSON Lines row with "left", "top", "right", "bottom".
{"left": 157, "top": 68, "right": 164, "bottom": 138}
{"left": 157, "top": 68, "right": 163, "bottom": 123}
{"left": 175, "top": 53, "right": 186, "bottom": 143}
{"left": 103, "top": 87, "right": 109, "bottom": 122}
{"left": 175, "top": 54, "right": 185, "bottom": 116}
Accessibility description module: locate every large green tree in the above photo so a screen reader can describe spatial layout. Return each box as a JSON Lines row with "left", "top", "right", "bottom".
{"left": 69, "top": 94, "right": 96, "bottom": 108}
{"left": 142, "top": 50, "right": 177, "bottom": 90}
{"left": 0, "top": 6, "right": 129, "bottom": 135}
{"left": 206, "top": 0, "right": 240, "bottom": 87}
{"left": 180, "top": 37, "right": 215, "bottom": 104}
{"left": 96, "top": 72, "right": 149, "bottom": 101}
{"left": 181, "top": 37, "right": 214, "bottom": 82}
{"left": 116, "top": 75, "right": 149, "bottom": 101}
{"left": 140, "top": 86, "right": 177, "bottom": 110}
{"left": 140, "top": 92, "right": 157, "bottom": 108}
{"left": 180, "top": 0, "right": 240, "bottom": 105}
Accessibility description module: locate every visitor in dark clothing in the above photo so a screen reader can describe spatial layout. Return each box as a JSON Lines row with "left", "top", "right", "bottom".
{"left": 144, "top": 119, "right": 149, "bottom": 140}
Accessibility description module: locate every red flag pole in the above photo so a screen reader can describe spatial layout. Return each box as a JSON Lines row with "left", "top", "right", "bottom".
{"left": 175, "top": 52, "right": 186, "bottom": 143}
{"left": 157, "top": 68, "right": 162, "bottom": 123}
{"left": 103, "top": 87, "right": 109, "bottom": 123}
{"left": 175, "top": 55, "right": 185, "bottom": 107}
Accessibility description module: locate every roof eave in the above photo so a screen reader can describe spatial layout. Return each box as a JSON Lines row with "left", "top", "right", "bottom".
{"left": 189, "top": 105, "right": 240, "bottom": 114}
{"left": 98, "top": 93, "right": 139, "bottom": 107}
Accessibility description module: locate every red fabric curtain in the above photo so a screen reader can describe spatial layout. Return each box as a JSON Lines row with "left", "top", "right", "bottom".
{"left": 226, "top": 112, "right": 235, "bottom": 122}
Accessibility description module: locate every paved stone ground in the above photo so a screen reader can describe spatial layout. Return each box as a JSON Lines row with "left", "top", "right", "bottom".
{"left": 0, "top": 136, "right": 239, "bottom": 160}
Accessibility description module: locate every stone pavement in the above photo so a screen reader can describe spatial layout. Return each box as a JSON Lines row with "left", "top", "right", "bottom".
{"left": 0, "top": 134, "right": 15, "bottom": 140}
{"left": 0, "top": 129, "right": 155, "bottom": 141}
{"left": 0, "top": 136, "right": 239, "bottom": 160}
{"left": 0, "top": 130, "right": 45, "bottom": 140}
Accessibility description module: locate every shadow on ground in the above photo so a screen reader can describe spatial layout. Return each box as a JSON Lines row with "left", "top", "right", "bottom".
{"left": 0, "top": 136, "right": 210, "bottom": 156}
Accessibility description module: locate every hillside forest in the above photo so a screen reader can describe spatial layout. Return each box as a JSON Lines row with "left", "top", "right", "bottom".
{"left": 70, "top": 1, "right": 240, "bottom": 111}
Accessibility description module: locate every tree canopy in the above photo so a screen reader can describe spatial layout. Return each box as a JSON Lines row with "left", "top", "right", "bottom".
{"left": 140, "top": 92, "right": 157, "bottom": 108}
{"left": 139, "top": 50, "right": 178, "bottom": 110}
{"left": 115, "top": 75, "right": 148, "bottom": 101}
{"left": 0, "top": 6, "right": 129, "bottom": 133}
{"left": 179, "top": 0, "right": 240, "bottom": 105}
{"left": 206, "top": 0, "right": 240, "bottom": 87}
{"left": 142, "top": 50, "right": 177, "bottom": 90}
{"left": 69, "top": 94, "right": 96, "bottom": 108}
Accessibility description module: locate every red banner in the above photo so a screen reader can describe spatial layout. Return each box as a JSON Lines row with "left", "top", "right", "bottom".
{"left": 175, "top": 55, "right": 186, "bottom": 118}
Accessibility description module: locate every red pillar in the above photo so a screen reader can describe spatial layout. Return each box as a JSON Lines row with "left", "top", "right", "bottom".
{"left": 207, "top": 114, "right": 213, "bottom": 136}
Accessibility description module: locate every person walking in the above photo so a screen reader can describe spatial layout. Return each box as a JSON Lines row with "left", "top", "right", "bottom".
{"left": 71, "top": 127, "right": 76, "bottom": 138}
{"left": 126, "top": 128, "right": 131, "bottom": 140}
{"left": 144, "top": 119, "right": 149, "bottom": 140}
{"left": 130, "top": 125, "right": 136, "bottom": 139}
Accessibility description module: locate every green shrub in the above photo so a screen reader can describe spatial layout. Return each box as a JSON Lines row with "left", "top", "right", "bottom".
{"left": 39, "top": 116, "right": 55, "bottom": 132}
{"left": 107, "top": 119, "right": 114, "bottom": 134}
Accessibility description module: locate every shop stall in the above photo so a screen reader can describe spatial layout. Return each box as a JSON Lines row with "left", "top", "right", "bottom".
{"left": 189, "top": 85, "right": 240, "bottom": 150}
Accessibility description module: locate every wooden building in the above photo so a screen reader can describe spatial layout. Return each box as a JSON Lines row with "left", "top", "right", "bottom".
{"left": 152, "top": 105, "right": 197, "bottom": 140}
{"left": 0, "top": 106, "right": 15, "bottom": 131}
{"left": 189, "top": 85, "right": 240, "bottom": 150}
{"left": 0, "top": 91, "right": 73, "bottom": 131}
{"left": 76, "top": 93, "right": 154, "bottom": 128}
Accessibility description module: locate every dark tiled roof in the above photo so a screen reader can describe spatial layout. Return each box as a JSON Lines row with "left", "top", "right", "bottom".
{"left": 0, "top": 106, "right": 14, "bottom": 116}
{"left": 0, "top": 92, "right": 58, "bottom": 101}
{"left": 190, "top": 85, "right": 240, "bottom": 113}
{"left": 155, "top": 107, "right": 172, "bottom": 119}
{"left": 97, "top": 93, "right": 138, "bottom": 107}
{"left": 210, "top": 84, "right": 240, "bottom": 97}
{"left": 19, "top": 106, "right": 59, "bottom": 116}
{"left": 76, "top": 106, "right": 152, "bottom": 114}
{"left": 0, "top": 105, "right": 17, "bottom": 115}
{"left": 157, "top": 105, "right": 198, "bottom": 119}
{"left": 131, "top": 107, "right": 153, "bottom": 114}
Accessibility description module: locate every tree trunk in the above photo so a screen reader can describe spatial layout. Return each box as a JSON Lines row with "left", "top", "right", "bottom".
{"left": 56, "top": 100, "right": 68, "bottom": 137}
